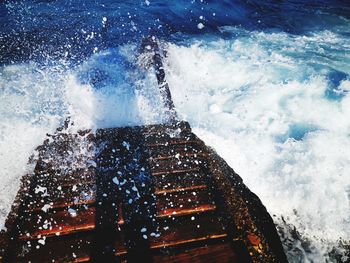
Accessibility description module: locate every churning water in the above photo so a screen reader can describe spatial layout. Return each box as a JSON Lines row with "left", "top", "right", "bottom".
{"left": 0, "top": 1, "right": 349, "bottom": 262}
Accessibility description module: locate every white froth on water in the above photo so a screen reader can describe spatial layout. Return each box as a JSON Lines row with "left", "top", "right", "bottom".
{"left": 164, "top": 29, "right": 350, "bottom": 261}
{"left": 64, "top": 48, "right": 165, "bottom": 131}
{"left": 0, "top": 63, "right": 66, "bottom": 227}
{"left": 0, "top": 47, "right": 164, "bottom": 229}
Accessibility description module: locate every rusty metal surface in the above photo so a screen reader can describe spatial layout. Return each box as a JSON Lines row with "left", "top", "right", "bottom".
{"left": 0, "top": 121, "right": 287, "bottom": 263}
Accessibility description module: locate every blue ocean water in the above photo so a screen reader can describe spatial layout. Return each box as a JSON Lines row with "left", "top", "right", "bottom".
{"left": 1, "top": 0, "right": 349, "bottom": 64}
{"left": 1, "top": 1, "right": 350, "bottom": 262}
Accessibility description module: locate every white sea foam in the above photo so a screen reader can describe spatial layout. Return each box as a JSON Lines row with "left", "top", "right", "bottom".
{"left": 0, "top": 47, "right": 164, "bottom": 229}
{"left": 164, "top": 29, "right": 350, "bottom": 261}
{"left": 0, "top": 63, "right": 66, "bottom": 226}
{"left": 0, "top": 27, "right": 349, "bottom": 262}
{"left": 65, "top": 48, "right": 165, "bottom": 130}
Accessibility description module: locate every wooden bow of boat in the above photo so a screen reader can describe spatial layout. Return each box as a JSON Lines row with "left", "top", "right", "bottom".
{"left": 0, "top": 38, "right": 288, "bottom": 263}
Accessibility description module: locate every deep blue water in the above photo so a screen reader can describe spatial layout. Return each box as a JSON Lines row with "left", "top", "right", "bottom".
{"left": 1, "top": 0, "right": 349, "bottom": 65}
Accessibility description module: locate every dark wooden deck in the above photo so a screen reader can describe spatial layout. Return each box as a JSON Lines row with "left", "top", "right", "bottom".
{"left": 0, "top": 121, "right": 287, "bottom": 263}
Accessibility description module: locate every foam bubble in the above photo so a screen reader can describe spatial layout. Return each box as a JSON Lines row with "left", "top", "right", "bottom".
{"left": 197, "top": 23, "right": 205, "bottom": 29}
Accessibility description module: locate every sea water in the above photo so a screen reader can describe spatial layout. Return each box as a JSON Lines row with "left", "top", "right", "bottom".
{"left": 0, "top": 1, "right": 349, "bottom": 262}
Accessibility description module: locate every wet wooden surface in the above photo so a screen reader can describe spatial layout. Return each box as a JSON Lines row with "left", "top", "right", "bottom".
{"left": 0, "top": 121, "right": 287, "bottom": 263}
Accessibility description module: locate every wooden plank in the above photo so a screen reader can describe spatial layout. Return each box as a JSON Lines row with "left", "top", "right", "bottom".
{"left": 145, "top": 130, "right": 203, "bottom": 148}
{"left": 158, "top": 205, "right": 216, "bottom": 218}
{"left": 156, "top": 186, "right": 215, "bottom": 218}
{"left": 11, "top": 231, "right": 126, "bottom": 263}
{"left": 150, "top": 211, "right": 226, "bottom": 248}
{"left": 34, "top": 168, "right": 96, "bottom": 188}
{"left": 155, "top": 185, "right": 207, "bottom": 195}
{"left": 148, "top": 143, "right": 207, "bottom": 160}
{"left": 19, "top": 207, "right": 100, "bottom": 240}
{"left": 153, "top": 241, "right": 239, "bottom": 263}
{"left": 25, "top": 182, "right": 96, "bottom": 212}
{"left": 146, "top": 139, "right": 203, "bottom": 148}
{"left": 150, "top": 156, "right": 206, "bottom": 175}
{"left": 152, "top": 152, "right": 208, "bottom": 161}
{"left": 152, "top": 167, "right": 201, "bottom": 177}
{"left": 153, "top": 171, "right": 209, "bottom": 192}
